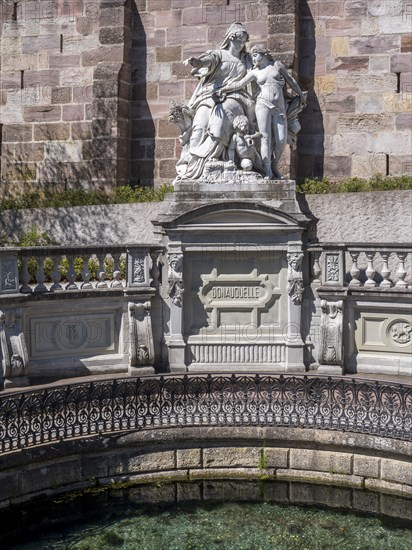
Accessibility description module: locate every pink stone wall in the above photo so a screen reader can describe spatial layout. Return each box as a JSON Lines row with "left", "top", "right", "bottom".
{"left": 0, "top": 0, "right": 410, "bottom": 195}
{"left": 0, "top": 0, "right": 131, "bottom": 196}
{"left": 298, "top": 0, "right": 412, "bottom": 180}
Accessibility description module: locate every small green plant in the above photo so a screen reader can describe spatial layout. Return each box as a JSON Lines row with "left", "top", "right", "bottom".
{"left": 298, "top": 174, "right": 412, "bottom": 194}
{"left": 258, "top": 448, "right": 269, "bottom": 469}
{"left": 14, "top": 225, "right": 59, "bottom": 247}
{"left": 0, "top": 184, "right": 174, "bottom": 211}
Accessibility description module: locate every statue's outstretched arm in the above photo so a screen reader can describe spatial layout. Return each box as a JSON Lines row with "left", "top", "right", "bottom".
{"left": 183, "top": 54, "right": 213, "bottom": 69}
{"left": 279, "top": 64, "right": 304, "bottom": 100}
{"left": 219, "top": 70, "right": 256, "bottom": 93}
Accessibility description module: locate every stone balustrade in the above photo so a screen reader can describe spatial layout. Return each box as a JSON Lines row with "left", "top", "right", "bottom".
{"left": 0, "top": 245, "right": 163, "bottom": 295}
{"left": 309, "top": 244, "right": 412, "bottom": 289}
{"left": 3, "top": 243, "right": 410, "bottom": 296}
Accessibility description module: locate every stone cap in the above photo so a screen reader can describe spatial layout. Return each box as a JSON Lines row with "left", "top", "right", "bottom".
{"left": 155, "top": 179, "right": 314, "bottom": 225}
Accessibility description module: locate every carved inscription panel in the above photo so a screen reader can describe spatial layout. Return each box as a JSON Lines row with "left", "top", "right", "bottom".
{"left": 30, "top": 313, "right": 116, "bottom": 358}
{"left": 184, "top": 250, "right": 287, "bottom": 339}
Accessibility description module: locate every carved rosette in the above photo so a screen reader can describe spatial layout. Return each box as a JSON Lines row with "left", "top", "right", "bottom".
{"left": 287, "top": 251, "right": 304, "bottom": 305}
{"left": 0, "top": 309, "right": 29, "bottom": 382}
{"left": 128, "top": 301, "right": 154, "bottom": 367}
{"left": 319, "top": 300, "right": 344, "bottom": 366}
{"left": 388, "top": 321, "right": 412, "bottom": 345}
{"left": 167, "top": 253, "right": 184, "bottom": 307}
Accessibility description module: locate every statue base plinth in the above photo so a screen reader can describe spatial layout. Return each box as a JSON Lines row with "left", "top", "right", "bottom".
{"left": 157, "top": 178, "right": 311, "bottom": 226}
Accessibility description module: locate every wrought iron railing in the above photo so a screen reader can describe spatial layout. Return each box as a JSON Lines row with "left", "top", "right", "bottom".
{"left": 0, "top": 374, "right": 411, "bottom": 454}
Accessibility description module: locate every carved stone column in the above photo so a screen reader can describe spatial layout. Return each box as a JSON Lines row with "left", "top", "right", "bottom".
{"left": 285, "top": 246, "right": 305, "bottom": 372}
{"left": 0, "top": 309, "right": 29, "bottom": 389}
{"left": 167, "top": 252, "right": 186, "bottom": 372}
{"left": 128, "top": 301, "right": 155, "bottom": 375}
{"left": 318, "top": 300, "right": 344, "bottom": 374}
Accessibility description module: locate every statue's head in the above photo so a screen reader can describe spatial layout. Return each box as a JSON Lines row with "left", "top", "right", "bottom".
{"left": 221, "top": 22, "right": 249, "bottom": 52}
{"left": 251, "top": 44, "right": 273, "bottom": 67}
{"left": 233, "top": 115, "right": 249, "bottom": 133}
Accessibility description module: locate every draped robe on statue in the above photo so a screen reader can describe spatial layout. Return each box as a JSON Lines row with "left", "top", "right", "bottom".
{"left": 177, "top": 49, "right": 254, "bottom": 180}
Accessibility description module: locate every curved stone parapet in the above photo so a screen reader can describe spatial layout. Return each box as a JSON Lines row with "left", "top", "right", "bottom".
{"left": 1, "top": 373, "right": 411, "bottom": 454}
{"left": 0, "top": 374, "right": 411, "bottom": 509}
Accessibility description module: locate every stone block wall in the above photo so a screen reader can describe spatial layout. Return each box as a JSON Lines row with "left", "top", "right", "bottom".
{"left": 298, "top": 0, "right": 412, "bottom": 180}
{"left": 1, "top": 427, "right": 411, "bottom": 513}
{"left": 0, "top": 0, "right": 131, "bottom": 196}
{"left": 0, "top": 0, "right": 411, "bottom": 194}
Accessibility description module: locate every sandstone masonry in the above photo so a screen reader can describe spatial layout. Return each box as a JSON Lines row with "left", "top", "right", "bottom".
{"left": 0, "top": 0, "right": 411, "bottom": 195}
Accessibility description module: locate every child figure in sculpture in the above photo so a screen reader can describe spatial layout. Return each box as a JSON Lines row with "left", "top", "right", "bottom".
{"left": 228, "top": 115, "right": 263, "bottom": 172}
{"left": 219, "top": 44, "right": 305, "bottom": 179}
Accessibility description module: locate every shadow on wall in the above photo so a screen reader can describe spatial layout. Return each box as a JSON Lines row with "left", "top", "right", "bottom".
{"left": 297, "top": 0, "right": 324, "bottom": 181}
{"left": 130, "top": 3, "right": 155, "bottom": 187}
{"left": 0, "top": 202, "right": 163, "bottom": 246}
{"left": 1, "top": 127, "right": 120, "bottom": 198}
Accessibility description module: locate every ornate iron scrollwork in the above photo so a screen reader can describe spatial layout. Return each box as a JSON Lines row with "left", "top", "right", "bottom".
{"left": 0, "top": 374, "right": 410, "bottom": 454}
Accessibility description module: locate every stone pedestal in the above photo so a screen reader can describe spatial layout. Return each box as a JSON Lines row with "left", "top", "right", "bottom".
{"left": 154, "top": 179, "right": 313, "bottom": 373}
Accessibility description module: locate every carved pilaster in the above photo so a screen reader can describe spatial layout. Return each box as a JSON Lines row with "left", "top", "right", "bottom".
{"left": 318, "top": 300, "right": 344, "bottom": 374}
{"left": 128, "top": 301, "right": 155, "bottom": 375}
{"left": 166, "top": 252, "right": 186, "bottom": 372}
{"left": 167, "top": 252, "right": 184, "bottom": 306}
{"left": 287, "top": 250, "right": 304, "bottom": 305}
{"left": 0, "top": 309, "right": 29, "bottom": 389}
{"left": 150, "top": 250, "right": 162, "bottom": 291}
{"left": 285, "top": 246, "right": 305, "bottom": 372}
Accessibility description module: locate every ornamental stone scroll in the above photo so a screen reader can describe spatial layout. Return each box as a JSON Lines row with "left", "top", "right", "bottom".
{"left": 0, "top": 309, "right": 29, "bottom": 388}
{"left": 128, "top": 301, "right": 155, "bottom": 373}
{"left": 319, "top": 300, "right": 344, "bottom": 370}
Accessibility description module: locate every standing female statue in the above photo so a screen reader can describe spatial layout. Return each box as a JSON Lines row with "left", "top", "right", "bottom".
{"left": 172, "top": 22, "right": 254, "bottom": 180}
{"left": 219, "top": 44, "right": 306, "bottom": 179}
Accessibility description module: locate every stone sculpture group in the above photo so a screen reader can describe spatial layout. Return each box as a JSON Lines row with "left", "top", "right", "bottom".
{"left": 169, "top": 22, "right": 306, "bottom": 182}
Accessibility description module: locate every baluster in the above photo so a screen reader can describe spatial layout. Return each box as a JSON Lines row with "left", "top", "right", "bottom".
{"left": 34, "top": 257, "right": 47, "bottom": 293}
{"left": 96, "top": 254, "right": 108, "bottom": 288}
{"left": 111, "top": 270, "right": 123, "bottom": 288}
{"left": 112, "top": 252, "right": 120, "bottom": 273}
{"left": 110, "top": 253, "right": 122, "bottom": 288}
{"left": 312, "top": 251, "right": 321, "bottom": 285}
{"left": 20, "top": 256, "right": 32, "bottom": 293}
{"left": 349, "top": 252, "right": 361, "bottom": 287}
{"left": 379, "top": 252, "right": 392, "bottom": 288}
{"left": 364, "top": 252, "right": 376, "bottom": 288}
{"left": 81, "top": 255, "right": 93, "bottom": 289}
{"left": 150, "top": 250, "right": 161, "bottom": 290}
{"left": 395, "top": 252, "right": 407, "bottom": 289}
{"left": 50, "top": 256, "right": 63, "bottom": 291}
{"left": 65, "top": 255, "right": 78, "bottom": 290}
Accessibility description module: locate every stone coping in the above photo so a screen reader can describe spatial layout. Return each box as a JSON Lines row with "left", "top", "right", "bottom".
{"left": 2, "top": 370, "right": 411, "bottom": 396}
